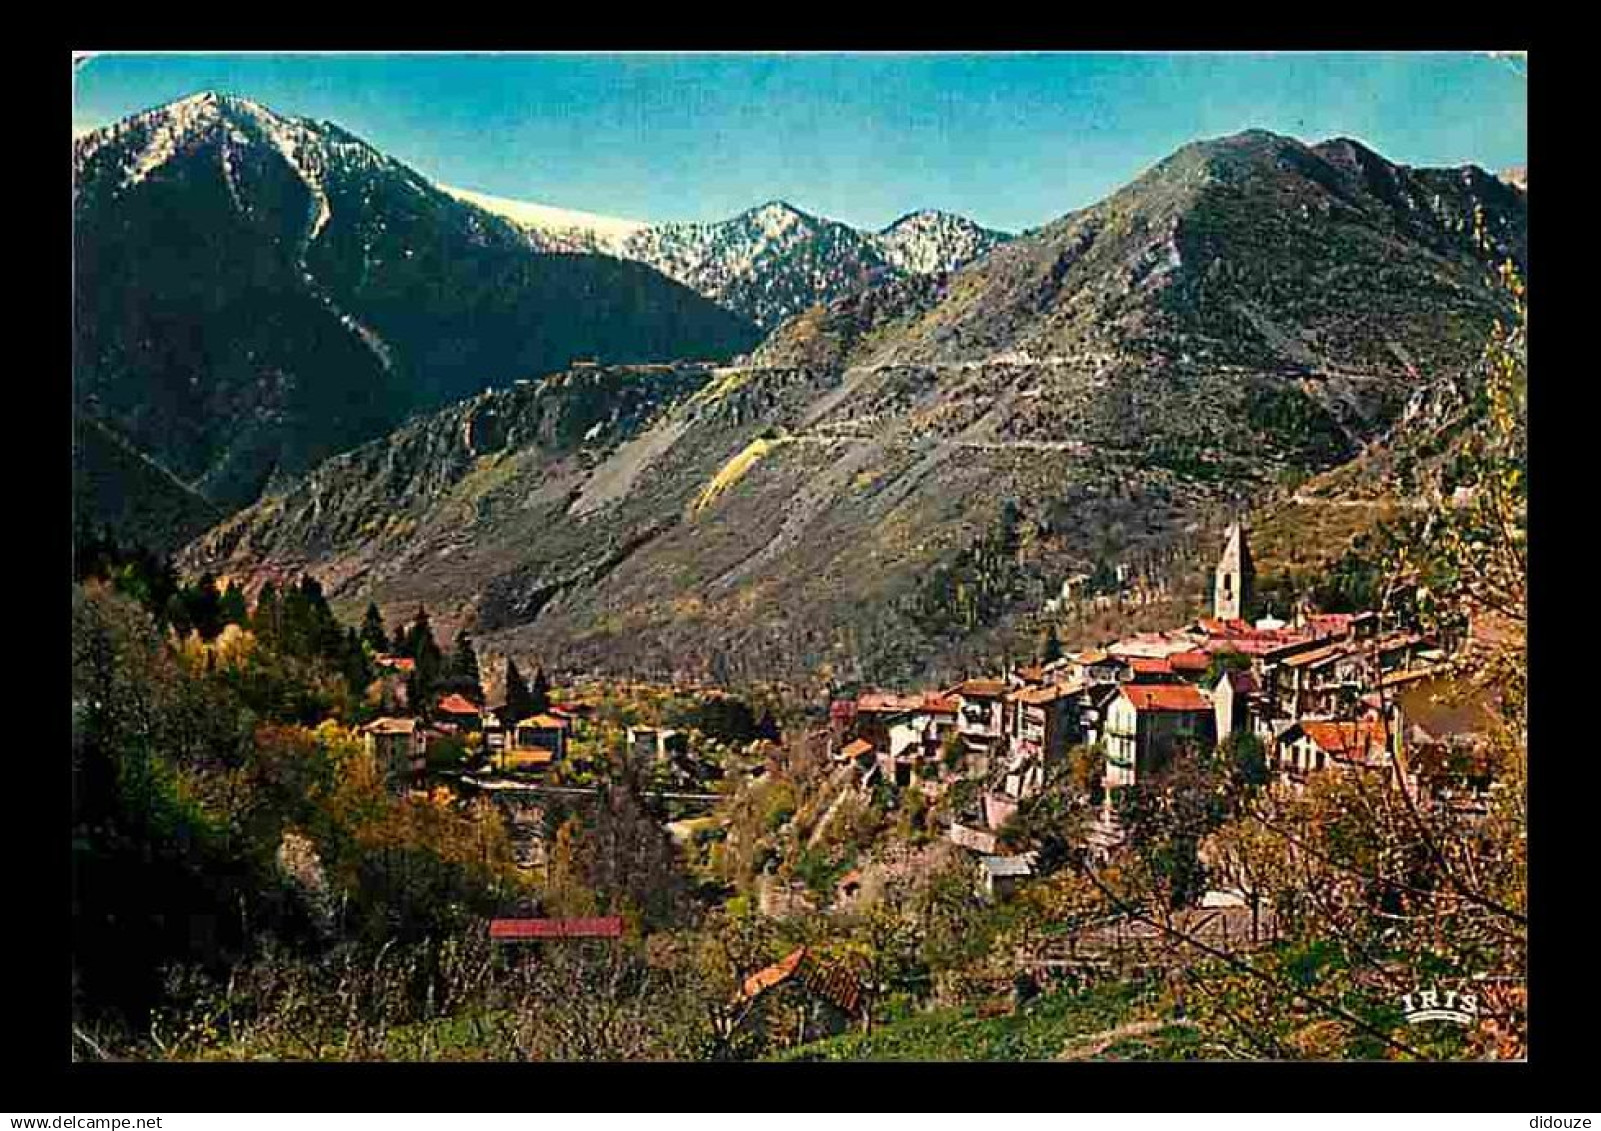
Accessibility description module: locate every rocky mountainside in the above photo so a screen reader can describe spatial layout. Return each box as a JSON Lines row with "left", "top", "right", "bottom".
{"left": 74, "top": 416, "right": 225, "bottom": 554}
{"left": 181, "top": 129, "right": 1525, "bottom": 690}
{"left": 73, "top": 92, "right": 760, "bottom": 522}
{"left": 452, "top": 191, "right": 1011, "bottom": 330}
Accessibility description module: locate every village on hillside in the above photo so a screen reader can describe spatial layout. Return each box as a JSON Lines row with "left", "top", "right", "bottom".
{"left": 356, "top": 519, "right": 1502, "bottom": 918}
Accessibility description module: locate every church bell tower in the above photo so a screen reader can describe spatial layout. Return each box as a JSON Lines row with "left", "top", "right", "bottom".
{"left": 1214, "top": 520, "right": 1254, "bottom": 622}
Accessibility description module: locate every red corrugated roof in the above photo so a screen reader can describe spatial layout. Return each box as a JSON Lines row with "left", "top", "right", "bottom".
{"left": 951, "top": 678, "right": 1010, "bottom": 699}
{"left": 1128, "top": 657, "right": 1174, "bottom": 676}
{"left": 1168, "top": 650, "right": 1211, "bottom": 672}
{"left": 1120, "top": 684, "right": 1212, "bottom": 713}
{"left": 489, "top": 917, "right": 623, "bottom": 940}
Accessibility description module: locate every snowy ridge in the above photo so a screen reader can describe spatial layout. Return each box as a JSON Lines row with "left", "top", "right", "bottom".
{"left": 438, "top": 185, "right": 648, "bottom": 253}
{"left": 74, "top": 91, "right": 408, "bottom": 250}
{"left": 867, "top": 210, "right": 1008, "bottom": 275}
{"left": 425, "top": 181, "right": 1012, "bottom": 329}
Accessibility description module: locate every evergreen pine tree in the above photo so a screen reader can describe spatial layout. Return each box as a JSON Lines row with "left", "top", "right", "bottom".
{"left": 218, "top": 581, "right": 248, "bottom": 631}
{"left": 1042, "top": 625, "right": 1063, "bottom": 664}
{"left": 530, "top": 666, "right": 552, "bottom": 715}
{"left": 505, "top": 659, "right": 534, "bottom": 723}
{"left": 407, "top": 606, "right": 443, "bottom": 713}
{"left": 342, "top": 626, "right": 372, "bottom": 700}
{"left": 360, "top": 601, "right": 389, "bottom": 654}
{"left": 450, "top": 629, "right": 481, "bottom": 700}
{"left": 253, "top": 582, "right": 283, "bottom": 651}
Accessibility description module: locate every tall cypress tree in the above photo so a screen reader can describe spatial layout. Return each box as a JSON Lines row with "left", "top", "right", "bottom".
{"left": 505, "top": 659, "right": 534, "bottom": 723}
{"left": 530, "top": 666, "right": 551, "bottom": 715}
{"left": 450, "top": 629, "right": 481, "bottom": 700}
{"left": 407, "top": 606, "right": 443, "bottom": 711}
{"left": 360, "top": 601, "right": 389, "bottom": 653}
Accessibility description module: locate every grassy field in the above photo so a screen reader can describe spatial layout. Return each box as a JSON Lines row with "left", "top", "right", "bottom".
{"left": 772, "top": 976, "right": 1206, "bottom": 1062}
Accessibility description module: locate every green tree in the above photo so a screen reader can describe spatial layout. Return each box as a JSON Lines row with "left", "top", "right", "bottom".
{"left": 252, "top": 582, "right": 283, "bottom": 652}
{"left": 218, "top": 581, "right": 248, "bottom": 630}
{"left": 359, "top": 601, "right": 389, "bottom": 654}
{"left": 504, "top": 659, "right": 535, "bottom": 723}
{"left": 1041, "top": 625, "right": 1064, "bottom": 664}
{"left": 529, "top": 666, "right": 552, "bottom": 715}
{"left": 448, "top": 629, "right": 482, "bottom": 700}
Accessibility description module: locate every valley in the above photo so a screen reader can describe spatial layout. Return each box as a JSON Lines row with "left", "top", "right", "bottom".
{"left": 67, "top": 62, "right": 1529, "bottom": 1069}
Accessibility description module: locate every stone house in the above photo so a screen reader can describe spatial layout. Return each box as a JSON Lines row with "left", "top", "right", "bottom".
{"left": 948, "top": 678, "right": 1011, "bottom": 756}
{"left": 626, "top": 725, "right": 685, "bottom": 766}
{"left": 976, "top": 853, "right": 1036, "bottom": 900}
{"left": 361, "top": 717, "right": 427, "bottom": 784}
{"left": 500, "top": 713, "right": 570, "bottom": 770}
{"left": 1102, "top": 683, "right": 1216, "bottom": 797}
{"left": 1005, "top": 680, "right": 1083, "bottom": 768}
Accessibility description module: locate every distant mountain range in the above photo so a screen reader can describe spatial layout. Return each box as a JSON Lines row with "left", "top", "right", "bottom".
{"left": 72, "top": 92, "right": 760, "bottom": 534}
{"left": 440, "top": 187, "right": 1011, "bottom": 330}
{"left": 182, "top": 127, "right": 1525, "bottom": 688}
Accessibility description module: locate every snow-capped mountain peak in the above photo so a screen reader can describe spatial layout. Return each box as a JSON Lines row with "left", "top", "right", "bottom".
{"left": 425, "top": 181, "right": 1011, "bottom": 329}
{"left": 869, "top": 209, "right": 1008, "bottom": 275}
{"left": 744, "top": 200, "right": 813, "bottom": 237}
{"left": 435, "top": 185, "right": 649, "bottom": 254}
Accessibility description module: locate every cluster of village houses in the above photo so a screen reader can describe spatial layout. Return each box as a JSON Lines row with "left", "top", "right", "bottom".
{"left": 355, "top": 665, "right": 691, "bottom": 789}
{"left": 353, "top": 522, "right": 1501, "bottom": 906}
{"left": 828, "top": 523, "right": 1502, "bottom": 899}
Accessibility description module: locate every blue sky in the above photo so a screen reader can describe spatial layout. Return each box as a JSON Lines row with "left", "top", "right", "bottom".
{"left": 72, "top": 52, "right": 1527, "bottom": 233}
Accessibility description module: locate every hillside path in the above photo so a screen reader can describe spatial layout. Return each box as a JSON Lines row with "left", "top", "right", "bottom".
{"left": 1056, "top": 1017, "right": 1197, "bottom": 1060}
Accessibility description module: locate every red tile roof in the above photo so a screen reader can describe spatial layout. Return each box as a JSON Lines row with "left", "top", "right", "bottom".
{"left": 1168, "top": 650, "right": 1212, "bottom": 672}
{"left": 1120, "top": 684, "right": 1212, "bottom": 713}
{"left": 1295, "top": 720, "right": 1390, "bottom": 759}
{"left": 1128, "top": 657, "right": 1174, "bottom": 677}
{"left": 436, "top": 693, "right": 480, "bottom": 716}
